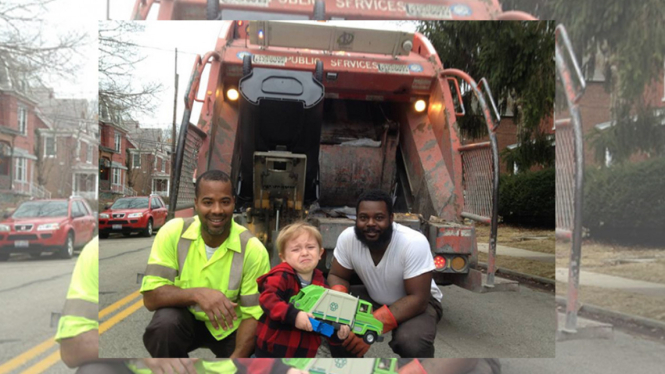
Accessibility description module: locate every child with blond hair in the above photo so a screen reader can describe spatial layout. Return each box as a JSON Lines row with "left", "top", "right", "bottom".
{"left": 254, "top": 222, "right": 350, "bottom": 357}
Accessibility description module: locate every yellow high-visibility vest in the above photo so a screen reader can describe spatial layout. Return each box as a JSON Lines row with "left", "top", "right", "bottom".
{"left": 141, "top": 216, "right": 270, "bottom": 340}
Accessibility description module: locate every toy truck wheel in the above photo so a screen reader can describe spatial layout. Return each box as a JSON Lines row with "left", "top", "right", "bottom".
{"left": 206, "top": 0, "right": 220, "bottom": 20}
{"left": 363, "top": 331, "right": 378, "bottom": 345}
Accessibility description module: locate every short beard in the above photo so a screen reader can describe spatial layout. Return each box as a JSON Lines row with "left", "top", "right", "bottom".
{"left": 203, "top": 220, "right": 231, "bottom": 237}
{"left": 354, "top": 223, "right": 393, "bottom": 251}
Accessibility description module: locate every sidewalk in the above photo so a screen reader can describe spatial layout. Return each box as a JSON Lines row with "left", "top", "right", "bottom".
{"left": 477, "top": 242, "right": 555, "bottom": 263}
{"left": 555, "top": 268, "right": 665, "bottom": 297}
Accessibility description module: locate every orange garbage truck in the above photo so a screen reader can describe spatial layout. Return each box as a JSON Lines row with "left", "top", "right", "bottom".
{"left": 169, "top": 21, "right": 506, "bottom": 292}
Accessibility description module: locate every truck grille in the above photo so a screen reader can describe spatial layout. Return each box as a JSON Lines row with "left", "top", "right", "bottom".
{"left": 108, "top": 220, "right": 128, "bottom": 225}
{"left": 14, "top": 224, "right": 34, "bottom": 232}
{"left": 9, "top": 234, "right": 38, "bottom": 241}
{"left": 112, "top": 213, "right": 126, "bottom": 219}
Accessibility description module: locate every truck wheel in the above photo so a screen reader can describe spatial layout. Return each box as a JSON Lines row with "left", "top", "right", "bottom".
{"left": 314, "top": 60, "right": 323, "bottom": 83}
{"left": 243, "top": 54, "right": 252, "bottom": 76}
{"left": 313, "top": 0, "right": 325, "bottom": 20}
{"left": 142, "top": 219, "right": 153, "bottom": 237}
{"left": 206, "top": 0, "right": 220, "bottom": 20}
{"left": 59, "top": 232, "right": 74, "bottom": 259}
{"left": 100, "top": 232, "right": 109, "bottom": 239}
{"left": 363, "top": 331, "right": 377, "bottom": 345}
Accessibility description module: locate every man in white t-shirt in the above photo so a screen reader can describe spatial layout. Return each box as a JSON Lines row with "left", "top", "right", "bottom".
{"left": 327, "top": 190, "right": 443, "bottom": 358}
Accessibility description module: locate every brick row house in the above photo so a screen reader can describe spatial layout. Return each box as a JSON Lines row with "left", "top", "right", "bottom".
{"left": 34, "top": 89, "right": 99, "bottom": 203}
{"left": 561, "top": 53, "right": 665, "bottom": 167}
{"left": 98, "top": 105, "right": 134, "bottom": 209}
{"left": 125, "top": 121, "right": 171, "bottom": 204}
{"left": 0, "top": 71, "right": 97, "bottom": 213}
{"left": 98, "top": 110, "right": 172, "bottom": 209}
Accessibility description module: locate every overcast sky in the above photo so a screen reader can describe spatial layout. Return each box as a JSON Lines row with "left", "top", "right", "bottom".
{"left": 39, "top": 0, "right": 97, "bottom": 99}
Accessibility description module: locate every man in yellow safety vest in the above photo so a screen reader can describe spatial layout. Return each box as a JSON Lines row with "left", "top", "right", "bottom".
{"left": 141, "top": 170, "right": 271, "bottom": 358}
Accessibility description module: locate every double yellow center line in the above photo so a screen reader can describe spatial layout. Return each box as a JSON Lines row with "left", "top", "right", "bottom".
{"left": 0, "top": 290, "right": 144, "bottom": 374}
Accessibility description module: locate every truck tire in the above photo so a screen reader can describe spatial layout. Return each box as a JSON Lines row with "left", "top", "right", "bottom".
{"left": 363, "top": 331, "right": 377, "bottom": 345}
{"left": 243, "top": 54, "right": 252, "bottom": 76}
{"left": 313, "top": 0, "right": 325, "bottom": 20}
{"left": 206, "top": 0, "right": 220, "bottom": 20}
{"left": 99, "top": 232, "right": 109, "bottom": 239}
{"left": 314, "top": 60, "right": 323, "bottom": 83}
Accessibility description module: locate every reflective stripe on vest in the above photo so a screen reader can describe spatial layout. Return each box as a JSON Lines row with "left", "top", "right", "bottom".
{"left": 62, "top": 298, "right": 98, "bottom": 320}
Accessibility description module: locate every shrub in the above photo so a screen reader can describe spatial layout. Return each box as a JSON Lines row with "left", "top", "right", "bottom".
{"left": 584, "top": 157, "right": 665, "bottom": 244}
{"left": 498, "top": 168, "right": 555, "bottom": 227}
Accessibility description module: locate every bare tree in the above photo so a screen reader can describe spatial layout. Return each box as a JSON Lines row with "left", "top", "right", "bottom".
{"left": 0, "top": 0, "right": 86, "bottom": 86}
{"left": 99, "top": 21, "right": 162, "bottom": 117}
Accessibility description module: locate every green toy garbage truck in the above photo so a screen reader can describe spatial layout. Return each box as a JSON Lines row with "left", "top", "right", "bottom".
{"left": 290, "top": 285, "right": 384, "bottom": 344}
{"left": 283, "top": 358, "right": 398, "bottom": 374}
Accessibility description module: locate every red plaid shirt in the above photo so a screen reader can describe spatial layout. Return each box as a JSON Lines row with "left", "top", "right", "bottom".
{"left": 254, "top": 262, "right": 328, "bottom": 357}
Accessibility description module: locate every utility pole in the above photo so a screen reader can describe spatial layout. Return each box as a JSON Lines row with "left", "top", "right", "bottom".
{"left": 170, "top": 48, "right": 178, "bottom": 205}
{"left": 106, "top": 0, "right": 110, "bottom": 20}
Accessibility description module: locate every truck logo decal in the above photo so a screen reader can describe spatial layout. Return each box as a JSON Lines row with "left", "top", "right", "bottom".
{"left": 451, "top": 4, "right": 472, "bottom": 16}
{"left": 330, "top": 302, "right": 339, "bottom": 311}
{"left": 334, "top": 359, "right": 347, "bottom": 368}
{"left": 337, "top": 32, "right": 355, "bottom": 46}
{"left": 409, "top": 64, "right": 423, "bottom": 72}
{"left": 405, "top": 3, "right": 452, "bottom": 19}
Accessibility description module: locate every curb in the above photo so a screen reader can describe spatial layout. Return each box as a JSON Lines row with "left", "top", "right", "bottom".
{"left": 478, "top": 262, "right": 555, "bottom": 285}
{"left": 555, "top": 295, "right": 665, "bottom": 333}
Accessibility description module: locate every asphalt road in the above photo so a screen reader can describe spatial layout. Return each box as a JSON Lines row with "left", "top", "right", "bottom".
{"left": 3, "top": 234, "right": 664, "bottom": 373}
{"left": 0, "top": 251, "right": 80, "bottom": 374}
{"left": 96, "top": 235, "right": 556, "bottom": 359}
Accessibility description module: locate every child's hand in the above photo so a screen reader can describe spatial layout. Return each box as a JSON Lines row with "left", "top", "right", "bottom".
{"left": 337, "top": 324, "right": 351, "bottom": 340}
{"left": 295, "top": 311, "right": 314, "bottom": 331}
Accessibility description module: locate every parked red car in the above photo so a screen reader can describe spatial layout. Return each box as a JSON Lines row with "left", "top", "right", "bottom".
{"left": 0, "top": 197, "right": 96, "bottom": 261}
{"left": 98, "top": 195, "right": 168, "bottom": 239}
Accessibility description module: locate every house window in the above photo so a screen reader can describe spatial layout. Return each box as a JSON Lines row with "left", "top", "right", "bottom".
{"left": 114, "top": 133, "right": 121, "bottom": 152}
{"left": 112, "top": 168, "right": 121, "bottom": 185}
{"left": 14, "top": 158, "right": 27, "bottom": 182}
{"left": 86, "top": 143, "right": 93, "bottom": 163}
{"left": 153, "top": 179, "right": 168, "bottom": 194}
{"left": 44, "top": 136, "right": 56, "bottom": 157}
{"left": 132, "top": 153, "right": 141, "bottom": 168}
{"left": 160, "top": 157, "right": 165, "bottom": 172}
{"left": 0, "top": 142, "right": 10, "bottom": 176}
{"left": 18, "top": 106, "right": 27, "bottom": 135}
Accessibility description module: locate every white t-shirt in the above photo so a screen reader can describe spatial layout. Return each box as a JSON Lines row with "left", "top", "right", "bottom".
{"left": 334, "top": 222, "right": 443, "bottom": 306}
{"left": 205, "top": 244, "right": 219, "bottom": 260}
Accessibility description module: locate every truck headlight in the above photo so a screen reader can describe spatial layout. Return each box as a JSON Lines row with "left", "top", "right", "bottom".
{"left": 0, "top": 224, "right": 9, "bottom": 232}
{"left": 99, "top": 213, "right": 109, "bottom": 219}
{"left": 37, "top": 223, "right": 60, "bottom": 231}
{"left": 128, "top": 213, "right": 143, "bottom": 218}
